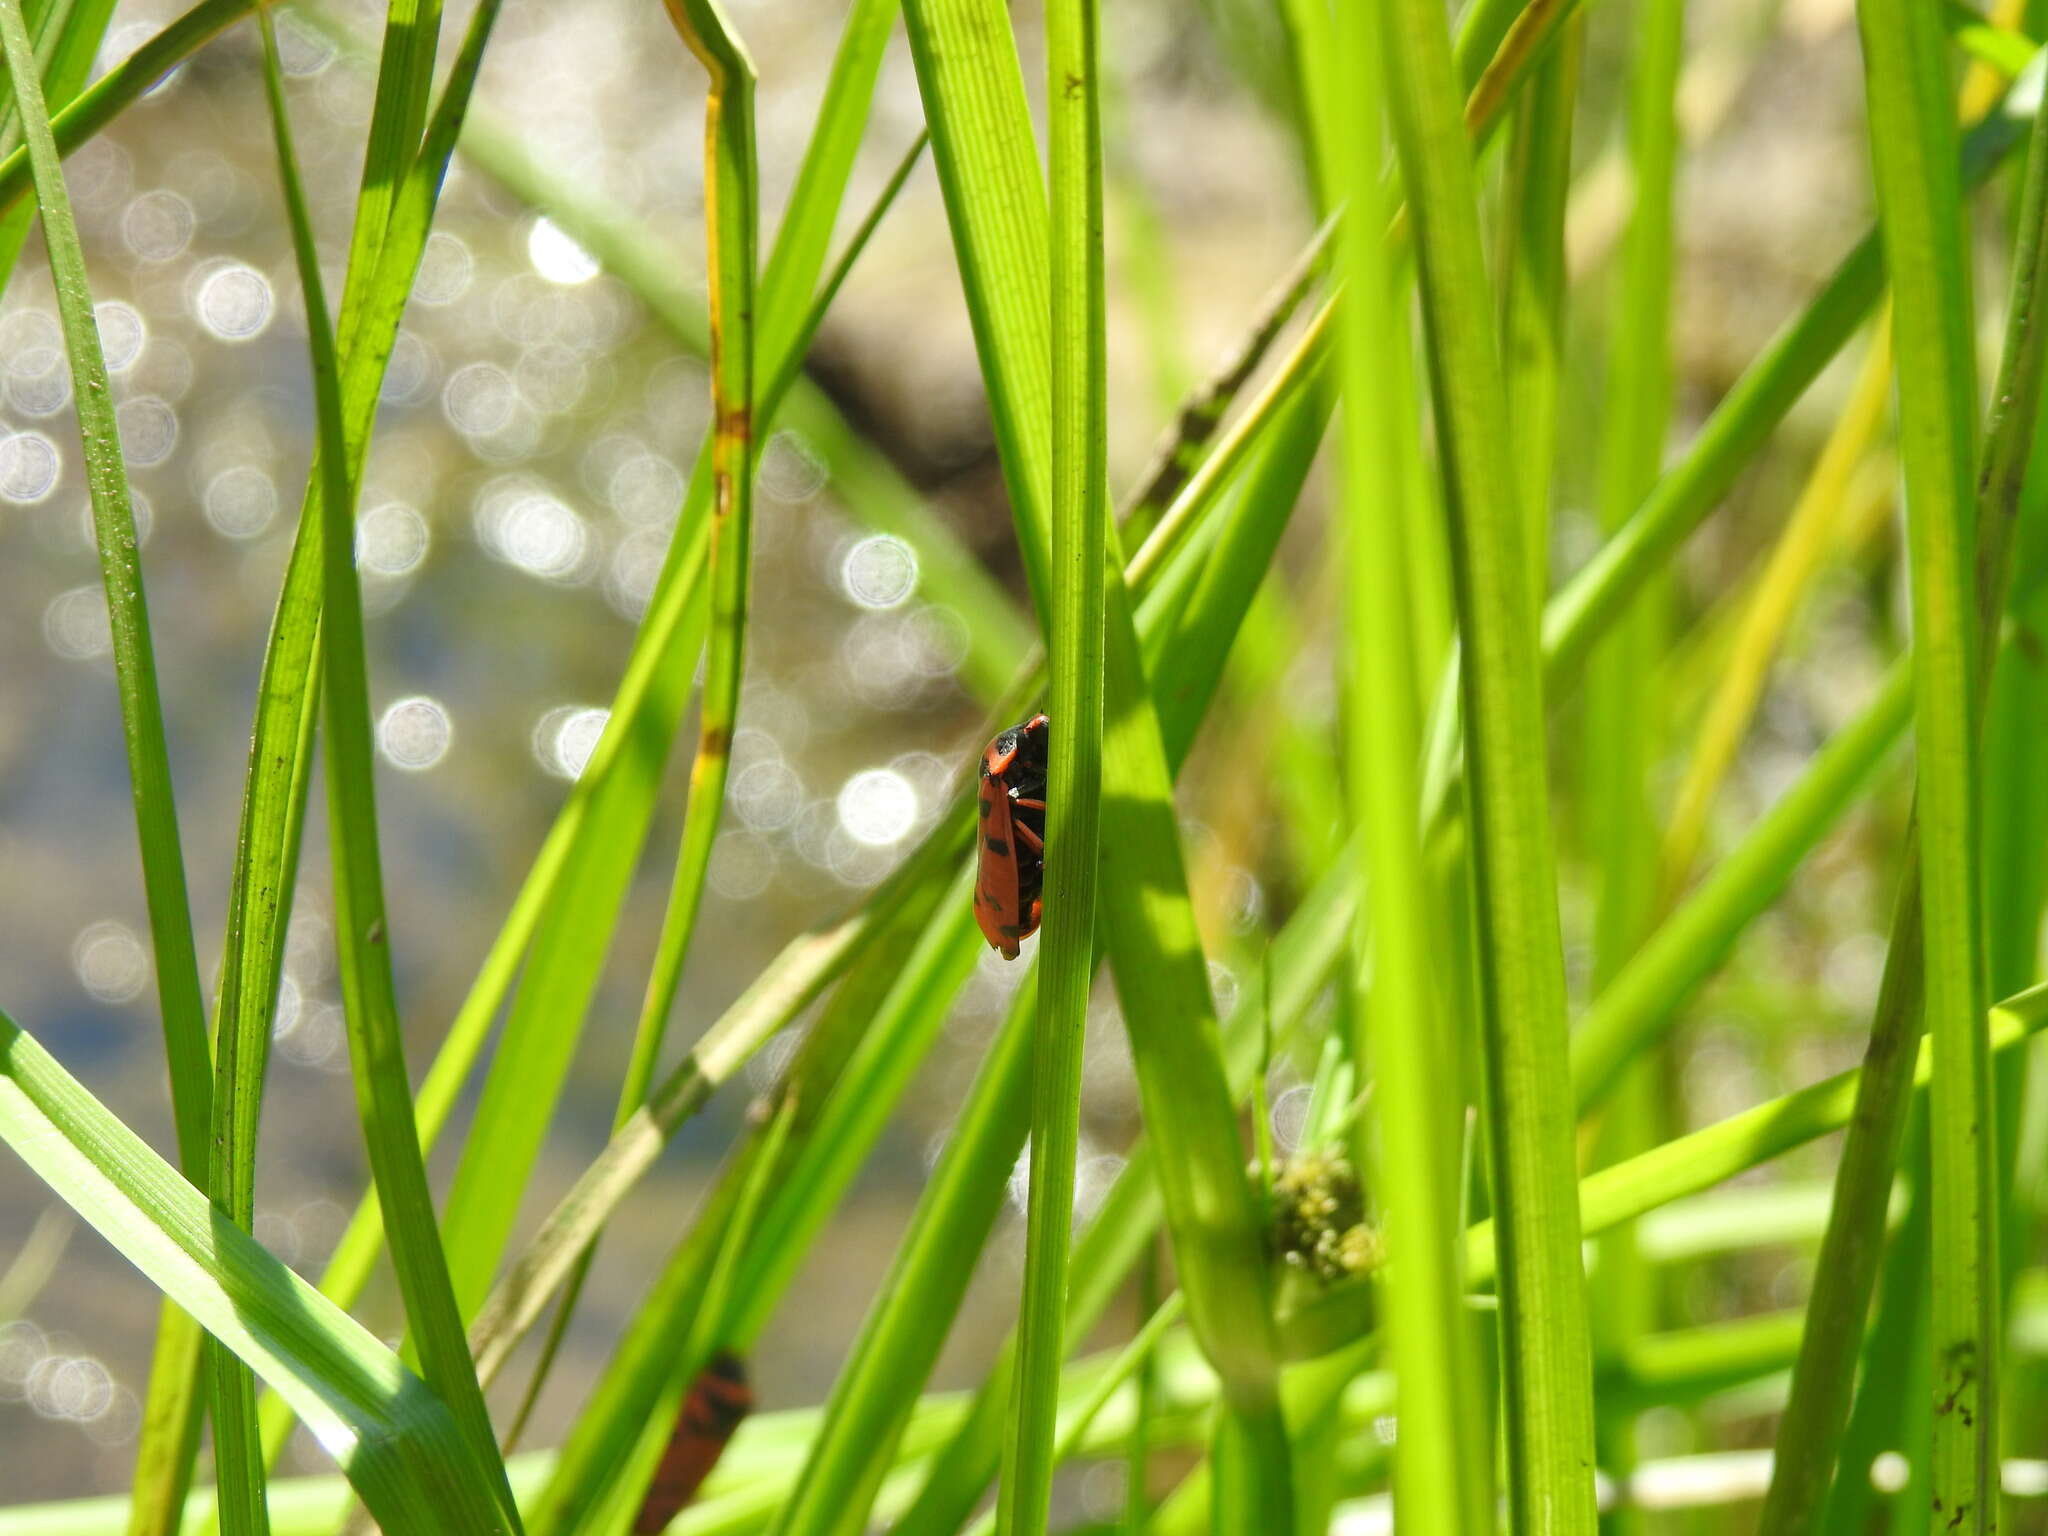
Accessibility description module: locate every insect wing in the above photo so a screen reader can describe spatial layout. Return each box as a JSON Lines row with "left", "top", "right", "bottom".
{"left": 976, "top": 758, "right": 1025, "bottom": 959}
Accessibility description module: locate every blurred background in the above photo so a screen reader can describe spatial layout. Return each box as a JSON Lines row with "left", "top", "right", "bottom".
{"left": 0, "top": 0, "right": 1939, "bottom": 1513}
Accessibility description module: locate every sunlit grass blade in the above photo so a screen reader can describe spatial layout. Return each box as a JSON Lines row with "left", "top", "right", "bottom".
{"left": 1375, "top": 0, "right": 1598, "bottom": 1526}
{"left": 620, "top": 0, "right": 759, "bottom": 1177}
{"left": 1760, "top": 37, "right": 2048, "bottom": 1532}
{"left": 0, "top": 1009, "right": 508, "bottom": 1534}
{"left": 0, "top": 6, "right": 222, "bottom": 1530}
{"left": 188, "top": 14, "right": 338, "bottom": 1529}
{"left": 0, "top": 0, "right": 210, "bottom": 1225}
{"left": 1335, "top": 0, "right": 1487, "bottom": 1527}
{"left": 1495, "top": 16, "right": 1576, "bottom": 604}
{"left": 273, "top": 0, "right": 517, "bottom": 1514}
{"left": 1584, "top": 0, "right": 1683, "bottom": 1511}
{"left": 236, "top": 0, "right": 508, "bottom": 1471}
{"left": 997, "top": 0, "right": 1108, "bottom": 1521}
{"left": 900, "top": 0, "right": 1296, "bottom": 1512}
{"left": 1855, "top": 3, "right": 1997, "bottom": 1524}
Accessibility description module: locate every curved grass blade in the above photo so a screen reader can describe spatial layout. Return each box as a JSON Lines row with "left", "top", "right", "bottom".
{"left": 195, "top": 15, "right": 335, "bottom": 1529}
{"left": 0, "top": 9, "right": 224, "bottom": 1530}
{"left": 1376, "top": 0, "right": 1598, "bottom": 1524}
{"left": 233, "top": 0, "right": 509, "bottom": 1473}
{"left": 620, "top": 0, "right": 759, "bottom": 1177}
{"left": 0, "top": 1010, "right": 509, "bottom": 1536}
{"left": 270, "top": 0, "right": 517, "bottom": 1514}
{"left": 0, "top": 0, "right": 209, "bottom": 1220}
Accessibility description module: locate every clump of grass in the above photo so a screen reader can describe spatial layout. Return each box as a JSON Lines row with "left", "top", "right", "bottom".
{"left": 4, "top": 5, "right": 2048, "bottom": 1536}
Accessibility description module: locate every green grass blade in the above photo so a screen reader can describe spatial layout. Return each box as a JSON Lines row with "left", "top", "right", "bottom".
{"left": 751, "top": 0, "right": 896, "bottom": 370}
{"left": 1376, "top": 0, "right": 1598, "bottom": 1525}
{"left": 1759, "top": 39, "right": 2048, "bottom": 1530}
{"left": 1855, "top": 4, "right": 1998, "bottom": 1522}
{"left": 1583, "top": 1, "right": 1683, "bottom": 1511}
{"left": 0, "top": 12, "right": 223, "bottom": 1529}
{"left": 0, "top": 0, "right": 209, "bottom": 1198}
{"left": 240, "top": 0, "right": 510, "bottom": 1469}
{"left": 0, "top": 0, "right": 112, "bottom": 295}
{"left": 0, "top": 1010, "right": 508, "bottom": 1535}
{"left": 334, "top": 0, "right": 439, "bottom": 347}
{"left": 1336, "top": 1, "right": 1488, "bottom": 1529}
{"left": 1495, "top": 17, "right": 1578, "bottom": 605}
{"left": 997, "top": 0, "right": 1108, "bottom": 1522}
{"left": 284, "top": 0, "right": 516, "bottom": 1514}
{"left": 194, "top": 19, "right": 351, "bottom": 1536}
{"left": 901, "top": 0, "right": 1295, "bottom": 1512}
{"left": 617, "top": 0, "right": 759, "bottom": 1156}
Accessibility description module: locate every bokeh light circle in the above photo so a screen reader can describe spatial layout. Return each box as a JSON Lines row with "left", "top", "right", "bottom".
{"left": 194, "top": 263, "right": 275, "bottom": 340}
{"left": 72, "top": 921, "right": 149, "bottom": 1003}
{"left": 839, "top": 534, "right": 918, "bottom": 609}
{"left": 0, "top": 432, "right": 59, "bottom": 502}
{"left": 376, "top": 696, "right": 453, "bottom": 771}
{"left": 835, "top": 768, "right": 918, "bottom": 847}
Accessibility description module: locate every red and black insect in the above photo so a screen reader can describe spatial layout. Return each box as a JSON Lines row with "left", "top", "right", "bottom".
{"left": 631, "top": 1350, "right": 752, "bottom": 1534}
{"left": 974, "top": 713, "right": 1049, "bottom": 960}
